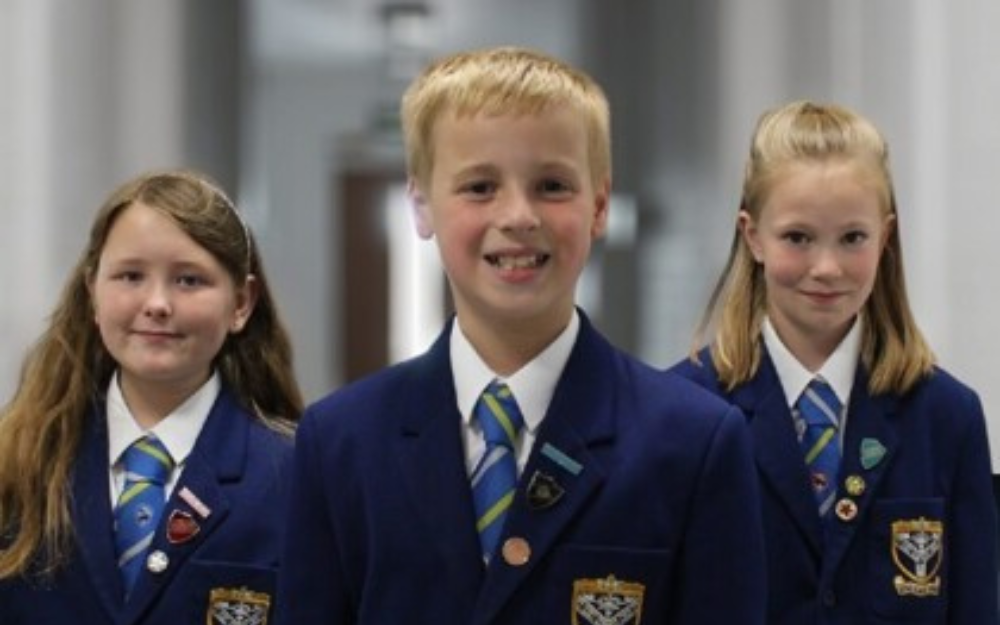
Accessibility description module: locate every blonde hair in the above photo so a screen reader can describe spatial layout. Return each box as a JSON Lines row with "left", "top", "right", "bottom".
{"left": 693, "top": 100, "right": 934, "bottom": 394}
{"left": 400, "top": 46, "right": 611, "bottom": 190}
{"left": 0, "top": 169, "right": 303, "bottom": 578}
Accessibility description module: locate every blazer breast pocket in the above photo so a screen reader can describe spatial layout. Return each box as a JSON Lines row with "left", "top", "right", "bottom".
{"left": 869, "top": 498, "right": 947, "bottom": 622}
{"left": 542, "top": 544, "right": 672, "bottom": 624}
{"left": 172, "top": 560, "right": 277, "bottom": 625}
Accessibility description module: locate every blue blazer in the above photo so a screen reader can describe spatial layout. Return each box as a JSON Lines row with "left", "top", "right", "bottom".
{"left": 0, "top": 388, "right": 294, "bottom": 625}
{"left": 670, "top": 348, "right": 999, "bottom": 624}
{"left": 276, "top": 314, "right": 766, "bottom": 624}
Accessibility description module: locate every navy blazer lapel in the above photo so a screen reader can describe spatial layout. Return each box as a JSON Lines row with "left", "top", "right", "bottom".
{"left": 735, "top": 357, "right": 824, "bottom": 557}
{"left": 73, "top": 408, "right": 127, "bottom": 619}
{"left": 822, "top": 373, "right": 899, "bottom": 579}
{"left": 394, "top": 326, "right": 486, "bottom": 587}
{"left": 120, "top": 391, "right": 243, "bottom": 624}
{"left": 473, "top": 315, "right": 612, "bottom": 624}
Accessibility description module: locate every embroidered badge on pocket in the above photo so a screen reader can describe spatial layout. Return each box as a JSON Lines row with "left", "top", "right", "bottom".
{"left": 572, "top": 575, "right": 645, "bottom": 625}
{"left": 891, "top": 517, "right": 943, "bottom": 597}
{"left": 207, "top": 587, "right": 271, "bottom": 625}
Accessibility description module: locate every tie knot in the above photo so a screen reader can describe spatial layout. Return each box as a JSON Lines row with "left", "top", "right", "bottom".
{"left": 476, "top": 382, "right": 525, "bottom": 447}
{"left": 121, "top": 436, "right": 174, "bottom": 485}
{"left": 798, "top": 379, "right": 842, "bottom": 428}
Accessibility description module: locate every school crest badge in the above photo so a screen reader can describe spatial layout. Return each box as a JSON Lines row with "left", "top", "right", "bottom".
{"left": 891, "top": 517, "right": 943, "bottom": 597}
{"left": 207, "top": 587, "right": 271, "bottom": 625}
{"left": 572, "top": 575, "right": 645, "bottom": 625}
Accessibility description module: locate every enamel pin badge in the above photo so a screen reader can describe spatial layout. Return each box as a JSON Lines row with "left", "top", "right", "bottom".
{"left": 860, "top": 438, "right": 886, "bottom": 470}
{"left": 844, "top": 475, "right": 866, "bottom": 497}
{"left": 179, "top": 486, "right": 212, "bottom": 519}
{"left": 540, "top": 443, "right": 582, "bottom": 476}
{"left": 526, "top": 470, "right": 565, "bottom": 510}
{"left": 166, "top": 509, "right": 200, "bottom": 545}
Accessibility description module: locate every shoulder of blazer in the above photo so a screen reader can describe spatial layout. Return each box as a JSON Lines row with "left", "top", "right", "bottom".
{"left": 895, "top": 365, "right": 985, "bottom": 428}
{"left": 666, "top": 347, "right": 724, "bottom": 392}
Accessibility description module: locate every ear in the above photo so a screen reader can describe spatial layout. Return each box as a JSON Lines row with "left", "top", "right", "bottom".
{"left": 589, "top": 178, "right": 612, "bottom": 239}
{"left": 230, "top": 274, "right": 260, "bottom": 333}
{"left": 881, "top": 213, "right": 897, "bottom": 250}
{"left": 738, "top": 208, "right": 764, "bottom": 262}
{"left": 408, "top": 177, "right": 434, "bottom": 240}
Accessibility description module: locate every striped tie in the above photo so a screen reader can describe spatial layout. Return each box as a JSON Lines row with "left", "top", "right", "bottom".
{"left": 470, "top": 381, "right": 525, "bottom": 563}
{"left": 797, "top": 379, "right": 842, "bottom": 517}
{"left": 114, "top": 435, "right": 174, "bottom": 593}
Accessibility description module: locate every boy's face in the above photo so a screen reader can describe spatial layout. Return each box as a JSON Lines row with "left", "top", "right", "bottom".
{"left": 410, "top": 106, "right": 609, "bottom": 340}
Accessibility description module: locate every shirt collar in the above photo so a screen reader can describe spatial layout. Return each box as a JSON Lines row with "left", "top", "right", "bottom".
{"left": 763, "top": 316, "right": 860, "bottom": 409}
{"left": 452, "top": 311, "right": 580, "bottom": 435}
{"left": 107, "top": 370, "right": 221, "bottom": 468}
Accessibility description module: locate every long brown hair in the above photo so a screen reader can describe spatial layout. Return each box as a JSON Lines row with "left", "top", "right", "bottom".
{"left": 0, "top": 169, "right": 303, "bottom": 578}
{"left": 692, "top": 101, "right": 934, "bottom": 393}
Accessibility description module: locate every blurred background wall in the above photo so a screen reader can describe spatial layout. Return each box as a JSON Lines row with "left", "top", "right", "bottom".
{"left": 2, "top": 0, "right": 999, "bottom": 466}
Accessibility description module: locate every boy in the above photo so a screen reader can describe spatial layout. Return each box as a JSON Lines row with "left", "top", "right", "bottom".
{"left": 276, "top": 47, "right": 766, "bottom": 624}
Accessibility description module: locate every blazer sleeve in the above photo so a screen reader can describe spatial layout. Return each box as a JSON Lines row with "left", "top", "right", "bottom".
{"left": 274, "top": 408, "right": 354, "bottom": 624}
{"left": 947, "top": 390, "right": 999, "bottom": 624}
{"left": 669, "top": 404, "right": 767, "bottom": 625}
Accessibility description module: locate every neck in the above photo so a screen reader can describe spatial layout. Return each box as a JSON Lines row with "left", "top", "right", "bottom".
{"left": 119, "top": 373, "right": 207, "bottom": 429}
{"left": 460, "top": 311, "right": 572, "bottom": 377}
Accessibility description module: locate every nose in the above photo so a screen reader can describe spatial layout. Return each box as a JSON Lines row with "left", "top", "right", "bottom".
{"left": 810, "top": 246, "right": 843, "bottom": 279}
{"left": 142, "top": 282, "right": 173, "bottom": 319}
{"left": 495, "top": 189, "right": 540, "bottom": 232}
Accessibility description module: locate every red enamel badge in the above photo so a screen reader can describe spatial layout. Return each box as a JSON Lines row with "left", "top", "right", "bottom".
{"left": 166, "top": 509, "right": 201, "bottom": 544}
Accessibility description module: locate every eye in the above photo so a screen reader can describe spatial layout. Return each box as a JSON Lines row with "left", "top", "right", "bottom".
{"left": 176, "top": 273, "right": 208, "bottom": 288}
{"left": 460, "top": 180, "right": 497, "bottom": 199}
{"left": 535, "top": 175, "right": 577, "bottom": 201}
{"left": 113, "top": 270, "right": 143, "bottom": 283}
{"left": 538, "top": 178, "right": 571, "bottom": 195}
{"left": 843, "top": 230, "right": 870, "bottom": 246}
{"left": 781, "top": 230, "right": 811, "bottom": 246}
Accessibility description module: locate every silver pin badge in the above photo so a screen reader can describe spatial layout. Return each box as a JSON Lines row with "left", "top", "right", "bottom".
{"left": 146, "top": 550, "right": 170, "bottom": 574}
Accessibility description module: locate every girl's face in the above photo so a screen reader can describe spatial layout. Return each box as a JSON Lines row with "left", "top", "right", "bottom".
{"left": 740, "top": 160, "right": 893, "bottom": 367}
{"left": 90, "top": 202, "right": 255, "bottom": 407}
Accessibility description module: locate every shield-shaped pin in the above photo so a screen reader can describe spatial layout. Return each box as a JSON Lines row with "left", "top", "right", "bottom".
{"left": 167, "top": 509, "right": 200, "bottom": 545}
{"left": 526, "top": 470, "right": 565, "bottom": 510}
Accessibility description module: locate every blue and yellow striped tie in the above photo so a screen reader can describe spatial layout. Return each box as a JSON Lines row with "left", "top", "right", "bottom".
{"left": 797, "top": 379, "right": 842, "bottom": 517}
{"left": 114, "top": 435, "right": 174, "bottom": 593}
{"left": 471, "top": 381, "right": 525, "bottom": 563}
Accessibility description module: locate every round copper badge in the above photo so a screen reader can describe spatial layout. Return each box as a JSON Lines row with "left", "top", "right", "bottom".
{"left": 502, "top": 537, "right": 531, "bottom": 567}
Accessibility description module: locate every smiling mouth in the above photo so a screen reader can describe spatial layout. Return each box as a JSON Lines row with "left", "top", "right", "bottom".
{"left": 485, "top": 254, "right": 550, "bottom": 270}
{"left": 804, "top": 291, "right": 842, "bottom": 301}
{"left": 134, "top": 330, "right": 182, "bottom": 339}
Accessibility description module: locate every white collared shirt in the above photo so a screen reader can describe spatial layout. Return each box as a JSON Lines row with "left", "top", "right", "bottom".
{"left": 763, "top": 316, "right": 860, "bottom": 448}
{"left": 452, "top": 311, "right": 580, "bottom": 476}
{"left": 106, "top": 371, "right": 219, "bottom": 505}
